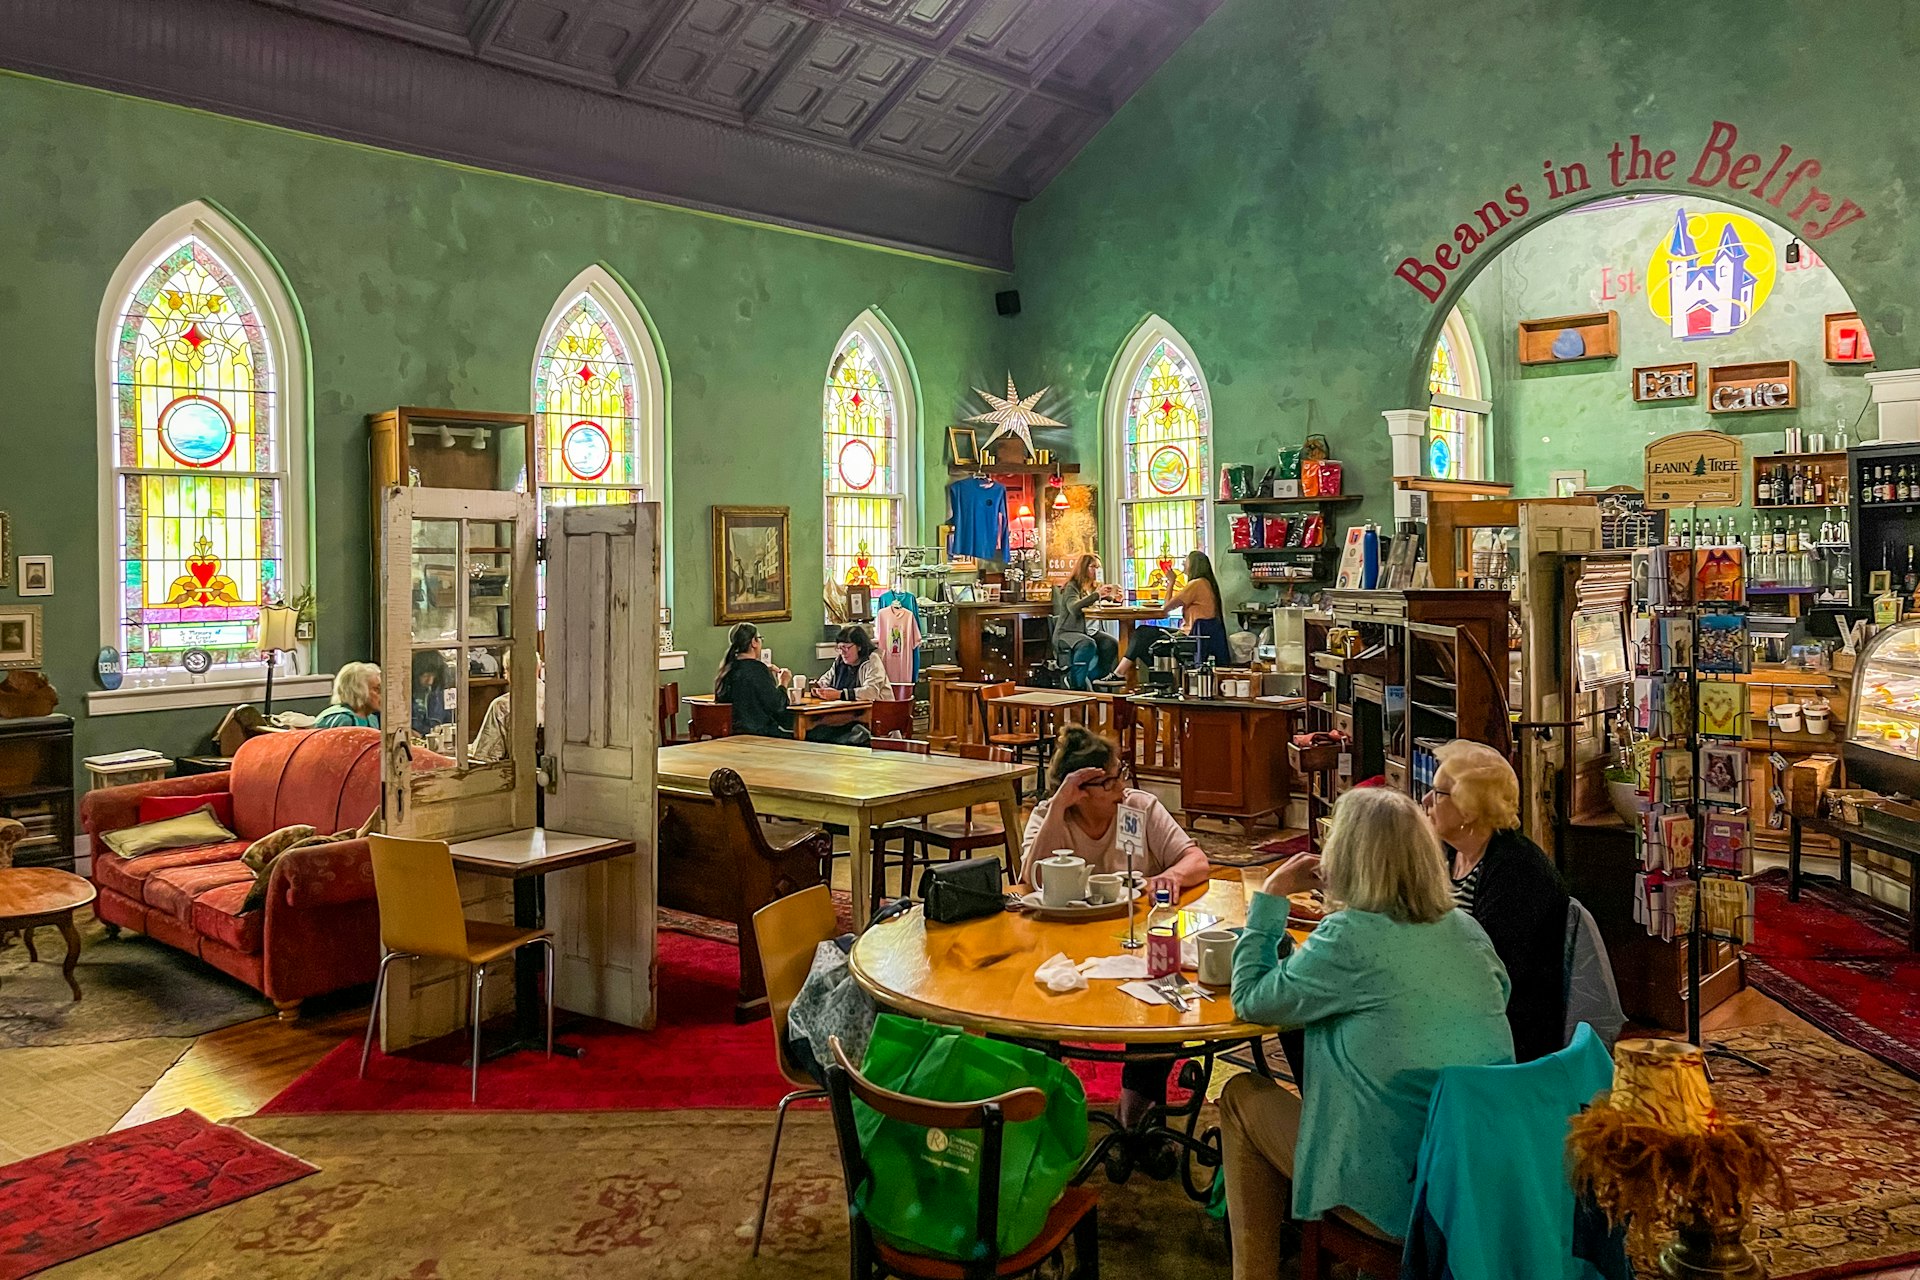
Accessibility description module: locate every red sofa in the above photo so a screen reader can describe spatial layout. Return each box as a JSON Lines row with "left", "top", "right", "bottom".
{"left": 80, "top": 728, "right": 384, "bottom": 1020}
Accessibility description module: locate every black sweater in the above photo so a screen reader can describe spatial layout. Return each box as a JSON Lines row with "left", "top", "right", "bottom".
{"left": 715, "top": 658, "right": 794, "bottom": 739}
{"left": 1463, "top": 829, "right": 1570, "bottom": 1063}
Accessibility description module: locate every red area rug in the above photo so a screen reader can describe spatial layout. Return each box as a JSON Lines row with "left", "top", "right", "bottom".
{"left": 264, "top": 929, "right": 1126, "bottom": 1114}
{"left": 0, "top": 1110, "right": 315, "bottom": 1279}
{"left": 1745, "top": 868, "right": 1920, "bottom": 1081}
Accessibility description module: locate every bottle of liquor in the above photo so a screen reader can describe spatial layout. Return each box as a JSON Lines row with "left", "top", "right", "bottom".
{"left": 1146, "top": 886, "right": 1181, "bottom": 979}
{"left": 1905, "top": 466, "right": 1916, "bottom": 503}
{"left": 1905, "top": 545, "right": 1917, "bottom": 597}
{"left": 1813, "top": 468, "right": 1826, "bottom": 504}
{"left": 1785, "top": 519, "right": 1801, "bottom": 554}
{"left": 1787, "top": 467, "right": 1802, "bottom": 505}
{"left": 1757, "top": 467, "right": 1772, "bottom": 506}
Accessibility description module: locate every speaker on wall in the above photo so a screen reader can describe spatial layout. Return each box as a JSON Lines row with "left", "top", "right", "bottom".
{"left": 995, "top": 290, "right": 1021, "bottom": 317}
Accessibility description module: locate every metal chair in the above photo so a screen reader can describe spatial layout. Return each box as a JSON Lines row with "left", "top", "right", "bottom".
{"left": 360, "top": 834, "right": 554, "bottom": 1102}
{"left": 689, "top": 700, "right": 733, "bottom": 740}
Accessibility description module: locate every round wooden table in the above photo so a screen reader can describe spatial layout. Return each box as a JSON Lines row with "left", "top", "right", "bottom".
{"left": 0, "top": 867, "right": 96, "bottom": 1001}
{"left": 849, "top": 874, "right": 1301, "bottom": 1198}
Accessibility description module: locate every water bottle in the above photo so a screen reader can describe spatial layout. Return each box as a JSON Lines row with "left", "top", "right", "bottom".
{"left": 1146, "top": 886, "right": 1182, "bottom": 979}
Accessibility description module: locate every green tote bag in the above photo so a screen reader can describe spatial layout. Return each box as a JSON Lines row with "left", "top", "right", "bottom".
{"left": 853, "top": 1014, "right": 1088, "bottom": 1262}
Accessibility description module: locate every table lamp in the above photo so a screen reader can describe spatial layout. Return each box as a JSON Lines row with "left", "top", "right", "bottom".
{"left": 1567, "top": 1038, "right": 1789, "bottom": 1279}
{"left": 257, "top": 603, "right": 301, "bottom": 716}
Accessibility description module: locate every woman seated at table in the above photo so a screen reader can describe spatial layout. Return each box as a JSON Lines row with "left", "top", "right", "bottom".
{"left": 410, "top": 649, "right": 455, "bottom": 736}
{"left": 813, "top": 625, "right": 893, "bottom": 702}
{"left": 1424, "top": 739, "right": 1569, "bottom": 1062}
{"left": 1219, "top": 788, "right": 1513, "bottom": 1274}
{"left": 1051, "top": 554, "right": 1120, "bottom": 681}
{"left": 314, "top": 661, "right": 381, "bottom": 729}
{"left": 715, "top": 622, "right": 870, "bottom": 746}
{"left": 1020, "top": 727, "right": 1211, "bottom": 1125}
{"left": 1102, "top": 550, "right": 1231, "bottom": 683}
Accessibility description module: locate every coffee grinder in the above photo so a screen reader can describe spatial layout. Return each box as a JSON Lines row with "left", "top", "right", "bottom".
{"left": 1144, "top": 633, "right": 1199, "bottom": 695}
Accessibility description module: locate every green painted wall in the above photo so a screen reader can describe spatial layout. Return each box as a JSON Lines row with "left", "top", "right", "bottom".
{"left": 1008, "top": 0, "right": 1920, "bottom": 602}
{"left": 0, "top": 73, "right": 1005, "bottom": 760}
{"left": 1459, "top": 194, "right": 1867, "bottom": 494}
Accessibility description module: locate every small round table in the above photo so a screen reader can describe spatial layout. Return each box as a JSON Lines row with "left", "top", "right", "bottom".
{"left": 849, "top": 876, "right": 1299, "bottom": 1199}
{"left": 0, "top": 867, "right": 97, "bottom": 1001}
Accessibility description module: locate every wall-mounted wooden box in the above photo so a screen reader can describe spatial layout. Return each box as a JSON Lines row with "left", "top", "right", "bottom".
{"left": 1706, "top": 360, "right": 1797, "bottom": 414}
{"left": 1517, "top": 311, "right": 1619, "bottom": 366}
{"left": 1825, "top": 312, "right": 1875, "bottom": 365}
{"left": 1632, "top": 362, "right": 1698, "bottom": 402}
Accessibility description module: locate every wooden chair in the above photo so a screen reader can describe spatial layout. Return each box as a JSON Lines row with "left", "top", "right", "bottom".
{"left": 1298, "top": 1208, "right": 1402, "bottom": 1280}
{"left": 879, "top": 744, "right": 1017, "bottom": 905}
{"left": 689, "top": 700, "right": 733, "bottom": 741}
{"left": 979, "top": 683, "right": 1043, "bottom": 796}
{"left": 360, "top": 834, "right": 554, "bottom": 1102}
{"left": 658, "top": 682, "right": 681, "bottom": 745}
{"left": 824, "top": 1035, "right": 1100, "bottom": 1280}
{"left": 748, "top": 885, "right": 839, "bottom": 1256}
{"left": 1108, "top": 697, "right": 1139, "bottom": 787}
{"left": 872, "top": 737, "right": 931, "bottom": 756}
{"left": 869, "top": 697, "right": 914, "bottom": 740}
{"left": 658, "top": 768, "right": 829, "bottom": 1021}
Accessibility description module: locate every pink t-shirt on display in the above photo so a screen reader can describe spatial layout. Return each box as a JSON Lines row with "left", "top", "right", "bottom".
{"left": 1019, "top": 790, "right": 1196, "bottom": 883}
{"left": 876, "top": 604, "right": 921, "bottom": 694}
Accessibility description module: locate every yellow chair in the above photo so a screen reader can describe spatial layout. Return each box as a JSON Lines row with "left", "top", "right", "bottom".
{"left": 748, "top": 884, "right": 840, "bottom": 1255}
{"left": 359, "top": 833, "right": 555, "bottom": 1102}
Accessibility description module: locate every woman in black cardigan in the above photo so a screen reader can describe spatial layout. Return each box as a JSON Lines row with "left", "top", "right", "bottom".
{"left": 1424, "top": 739, "right": 1570, "bottom": 1062}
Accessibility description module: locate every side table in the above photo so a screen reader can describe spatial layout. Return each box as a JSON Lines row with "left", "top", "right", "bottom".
{"left": 0, "top": 867, "right": 97, "bottom": 1000}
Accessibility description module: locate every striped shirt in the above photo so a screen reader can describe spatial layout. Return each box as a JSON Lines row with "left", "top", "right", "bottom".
{"left": 1451, "top": 861, "right": 1484, "bottom": 913}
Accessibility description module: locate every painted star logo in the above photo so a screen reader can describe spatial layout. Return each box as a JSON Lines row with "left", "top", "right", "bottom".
{"left": 966, "top": 374, "right": 1066, "bottom": 458}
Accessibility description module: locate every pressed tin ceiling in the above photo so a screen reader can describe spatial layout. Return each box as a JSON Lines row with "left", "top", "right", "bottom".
{"left": 0, "top": 0, "right": 1222, "bottom": 267}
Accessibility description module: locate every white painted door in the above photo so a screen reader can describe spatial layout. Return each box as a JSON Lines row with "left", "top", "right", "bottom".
{"left": 542, "top": 502, "right": 662, "bottom": 1029}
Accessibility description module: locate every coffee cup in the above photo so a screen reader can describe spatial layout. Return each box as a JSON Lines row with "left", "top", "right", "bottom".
{"left": 1087, "top": 872, "right": 1124, "bottom": 905}
{"left": 1773, "top": 703, "right": 1803, "bottom": 733}
{"left": 1037, "top": 853, "right": 1090, "bottom": 908}
{"left": 1195, "top": 929, "right": 1236, "bottom": 986}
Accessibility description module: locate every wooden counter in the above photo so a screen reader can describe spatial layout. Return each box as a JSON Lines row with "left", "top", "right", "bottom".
{"left": 1130, "top": 694, "right": 1303, "bottom": 834}
{"left": 950, "top": 599, "right": 1171, "bottom": 683}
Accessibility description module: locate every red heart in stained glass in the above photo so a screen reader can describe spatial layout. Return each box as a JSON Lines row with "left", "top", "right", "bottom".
{"left": 577, "top": 363, "right": 595, "bottom": 383}
{"left": 189, "top": 560, "right": 216, "bottom": 587}
{"left": 184, "top": 322, "right": 206, "bottom": 350}
{"left": 1159, "top": 398, "right": 1174, "bottom": 416}
{"left": 196, "top": 592, "right": 212, "bottom": 605}
{"left": 851, "top": 392, "right": 863, "bottom": 408}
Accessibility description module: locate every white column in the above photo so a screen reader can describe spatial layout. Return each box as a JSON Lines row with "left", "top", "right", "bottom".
{"left": 1867, "top": 369, "right": 1920, "bottom": 443}
{"left": 1382, "top": 409, "right": 1426, "bottom": 522}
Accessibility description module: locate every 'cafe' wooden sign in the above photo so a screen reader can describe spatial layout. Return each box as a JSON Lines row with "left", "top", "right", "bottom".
{"left": 1644, "top": 430, "right": 1744, "bottom": 508}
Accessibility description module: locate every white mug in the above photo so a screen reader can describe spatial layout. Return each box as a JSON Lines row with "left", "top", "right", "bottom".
{"left": 1037, "top": 853, "right": 1090, "bottom": 908}
{"left": 1195, "top": 928, "right": 1236, "bottom": 987}
{"left": 1087, "top": 872, "right": 1124, "bottom": 905}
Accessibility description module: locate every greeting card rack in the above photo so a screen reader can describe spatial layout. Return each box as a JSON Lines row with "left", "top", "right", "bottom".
{"left": 1632, "top": 511, "right": 1767, "bottom": 1073}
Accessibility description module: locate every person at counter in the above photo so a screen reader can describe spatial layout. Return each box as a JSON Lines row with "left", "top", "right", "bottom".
{"left": 1051, "top": 554, "right": 1120, "bottom": 680}
{"left": 1102, "top": 550, "right": 1231, "bottom": 684}
{"left": 714, "top": 622, "right": 871, "bottom": 745}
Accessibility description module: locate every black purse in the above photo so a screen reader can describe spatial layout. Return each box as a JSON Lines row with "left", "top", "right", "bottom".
{"left": 917, "top": 856, "right": 1009, "bottom": 923}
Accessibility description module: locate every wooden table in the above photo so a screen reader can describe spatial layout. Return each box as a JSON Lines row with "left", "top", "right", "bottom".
{"left": 686, "top": 693, "right": 870, "bottom": 741}
{"left": 1789, "top": 812, "right": 1920, "bottom": 950}
{"left": 994, "top": 689, "right": 1095, "bottom": 771}
{"left": 657, "top": 738, "right": 1026, "bottom": 928}
{"left": 0, "top": 867, "right": 96, "bottom": 1000}
{"left": 1084, "top": 605, "right": 1169, "bottom": 660}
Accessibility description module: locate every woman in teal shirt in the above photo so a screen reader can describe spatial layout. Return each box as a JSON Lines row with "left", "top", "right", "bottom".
{"left": 1221, "top": 787, "right": 1513, "bottom": 1276}
{"left": 313, "top": 662, "right": 381, "bottom": 729}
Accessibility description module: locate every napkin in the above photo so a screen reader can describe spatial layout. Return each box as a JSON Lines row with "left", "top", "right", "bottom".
{"left": 1034, "top": 952, "right": 1088, "bottom": 993}
{"left": 1118, "top": 980, "right": 1173, "bottom": 1006}
{"left": 1077, "top": 955, "right": 1148, "bottom": 981}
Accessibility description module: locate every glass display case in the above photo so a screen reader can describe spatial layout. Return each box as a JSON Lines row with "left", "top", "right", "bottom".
{"left": 1845, "top": 619, "right": 1920, "bottom": 794}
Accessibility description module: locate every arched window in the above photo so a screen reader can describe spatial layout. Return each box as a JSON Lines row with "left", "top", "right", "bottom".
{"left": 1105, "top": 318, "right": 1212, "bottom": 596}
{"left": 98, "top": 203, "right": 308, "bottom": 687}
{"left": 824, "top": 312, "right": 915, "bottom": 601}
{"left": 532, "top": 266, "right": 665, "bottom": 511}
{"left": 1426, "top": 307, "right": 1491, "bottom": 481}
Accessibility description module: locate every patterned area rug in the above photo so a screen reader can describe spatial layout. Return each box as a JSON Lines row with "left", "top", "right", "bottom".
{"left": 70, "top": 1109, "right": 1230, "bottom": 1279}
{"left": 0, "top": 1037, "right": 192, "bottom": 1162}
{"left": 1712, "top": 1021, "right": 1920, "bottom": 1279}
{"left": 1744, "top": 868, "right": 1920, "bottom": 1081}
{"left": 0, "top": 919, "right": 273, "bottom": 1048}
{"left": 0, "top": 1110, "right": 316, "bottom": 1280}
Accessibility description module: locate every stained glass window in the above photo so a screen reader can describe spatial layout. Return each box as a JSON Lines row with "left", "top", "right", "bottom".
{"left": 111, "top": 234, "right": 289, "bottom": 674}
{"left": 534, "top": 291, "right": 647, "bottom": 509}
{"left": 1116, "top": 334, "right": 1211, "bottom": 596}
{"left": 1426, "top": 308, "right": 1490, "bottom": 482}
{"left": 824, "top": 322, "right": 908, "bottom": 596}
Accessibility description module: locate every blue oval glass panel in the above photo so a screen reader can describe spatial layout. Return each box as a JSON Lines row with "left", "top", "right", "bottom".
{"left": 1429, "top": 435, "right": 1453, "bottom": 478}
{"left": 159, "top": 397, "right": 235, "bottom": 466}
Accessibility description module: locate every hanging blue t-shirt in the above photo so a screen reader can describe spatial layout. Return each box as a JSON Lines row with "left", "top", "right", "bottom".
{"left": 947, "top": 478, "right": 1011, "bottom": 562}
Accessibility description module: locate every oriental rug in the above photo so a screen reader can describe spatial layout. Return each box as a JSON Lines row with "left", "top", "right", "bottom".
{"left": 1743, "top": 868, "right": 1920, "bottom": 1081}
{"left": 61, "top": 1109, "right": 1230, "bottom": 1280}
{"left": 0, "top": 1036, "right": 191, "bottom": 1163}
{"left": 0, "top": 1109, "right": 315, "bottom": 1280}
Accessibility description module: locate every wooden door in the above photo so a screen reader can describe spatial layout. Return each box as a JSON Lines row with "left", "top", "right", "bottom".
{"left": 1182, "top": 708, "right": 1246, "bottom": 814}
{"left": 543, "top": 502, "right": 662, "bottom": 1029}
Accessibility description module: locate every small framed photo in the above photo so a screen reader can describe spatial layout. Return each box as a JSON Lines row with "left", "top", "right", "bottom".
{"left": 1550, "top": 469, "right": 1588, "bottom": 498}
{"left": 16, "top": 555, "right": 51, "bottom": 596}
{"left": 0, "top": 604, "right": 42, "bottom": 669}
{"left": 1871, "top": 569, "right": 1894, "bottom": 596}
{"left": 947, "top": 427, "right": 979, "bottom": 468}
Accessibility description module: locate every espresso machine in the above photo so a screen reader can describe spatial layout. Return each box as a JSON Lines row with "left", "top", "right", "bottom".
{"left": 1144, "top": 633, "right": 1199, "bottom": 695}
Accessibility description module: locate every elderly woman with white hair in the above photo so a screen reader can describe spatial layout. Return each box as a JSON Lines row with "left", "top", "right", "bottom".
{"left": 1218, "top": 788, "right": 1513, "bottom": 1271}
{"left": 1424, "top": 739, "right": 1570, "bottom": 1063}
{"left": 313, "top": 661, "right": 382, "bottom": 729}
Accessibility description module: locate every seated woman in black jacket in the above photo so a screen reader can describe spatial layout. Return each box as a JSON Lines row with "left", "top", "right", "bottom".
{"left": 714, "top": 623, "right": 869, "bottom": 745}
{"left": 1423, "top": 739, "right": 1570, "bottom": 1062}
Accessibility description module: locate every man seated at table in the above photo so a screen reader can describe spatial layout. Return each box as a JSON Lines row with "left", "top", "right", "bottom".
{"left": 1020, "top": 726, "right": 1211, "bottom": 1128}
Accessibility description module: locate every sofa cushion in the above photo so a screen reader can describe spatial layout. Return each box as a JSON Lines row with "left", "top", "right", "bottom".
{"left": 98, "top": 806, "right": 236, "bottom": 859}
{"left": 93, "top": 840, "right": 252, "bottom": 903}
{"left": 138, "top": 790, "right": 236, "bottom": 830}
{"left": 191, "top": 880, "right": 264, "bottom": 954}
{"left": 229, "top": 729, "right": 382, "bottom": 840}
{"left": 144, "top": 861, "right": 255, "bottom": 922}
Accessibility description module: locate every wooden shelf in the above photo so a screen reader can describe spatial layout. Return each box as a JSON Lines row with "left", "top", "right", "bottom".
{"left": 1230, "top": 546, "right": 1334, "bottom": 557}
{"left": 1517, "top": 311, "right": 1619, "bottom": 365}
{"left": 1706, "top": 360, "right": 1797, "bottom": 414}
{"left": 1217, "top": 494, "right": 1362, "bottom": 508}
{"left": 1825, "top": 311, "right": 1875, "bottom": 365}
{"left": 946, "top": 463, "right": 1081, "bottom": 477}
{"left": 1394, "top": 477, "right": 1514, "bottom": 500}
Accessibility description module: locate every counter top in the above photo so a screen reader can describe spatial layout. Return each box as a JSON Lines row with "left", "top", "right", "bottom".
{"left": 1128, "top": 693, "right": 1306, "bottom": 712}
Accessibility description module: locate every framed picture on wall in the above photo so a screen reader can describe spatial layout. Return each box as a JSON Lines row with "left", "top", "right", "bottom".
{"left": 0, "top": 605, "right": 41, "bottom": 669}
{"left": 1550, "top": 470, "right": 1587, "bottom": 498}
{"left": 0, "top": 512, "right": 10, "bottom": 590}
{"left": 947, "top": 427, "right": 978, "bottom": 468}
{"left": 712, "top": 505, "right": 792, "bottom": 624}
{"left": 17, "top": 556, "right": 51, "bottom": 596}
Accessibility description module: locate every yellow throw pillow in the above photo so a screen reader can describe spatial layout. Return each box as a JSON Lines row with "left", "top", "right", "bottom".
{"left": 99, "top": 805, "right": 237, "bottom": 859}
{"left": 241, "top": 824, "right": 358, "bottom": 914}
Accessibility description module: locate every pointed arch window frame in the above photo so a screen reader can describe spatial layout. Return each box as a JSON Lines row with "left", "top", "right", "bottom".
{"left": 1426, "top": 306, "right": 1493, "bottom": 482}
{"left": 823, "top": 310, "right": 918, "bottom": 613}
{"left": 91, "top": 201, "right": 317, "bottom": 713}
{"left": 1102, "top": 316, "right": 1215, "bottom": 597}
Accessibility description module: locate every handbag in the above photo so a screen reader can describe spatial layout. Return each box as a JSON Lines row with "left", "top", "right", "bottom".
{"left": 917, "top": 856, "right": 1008, "bottom": 923}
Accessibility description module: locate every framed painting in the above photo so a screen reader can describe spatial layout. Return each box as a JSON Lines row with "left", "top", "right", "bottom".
{"left": 712, "top": 505, "right": 792, "bottom": 624}
{"left": 0, "top": 604, "right": 41, "bottom": 669}
{"left": 0, "top": 512, "right": 10, "bottom": 590}
{"left": 947, "top": 427, "right": 978, "bottom": 468}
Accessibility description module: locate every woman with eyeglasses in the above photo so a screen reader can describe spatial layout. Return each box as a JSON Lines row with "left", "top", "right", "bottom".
{"left": 814, "top": 625, "right": 893, "bottom": 702}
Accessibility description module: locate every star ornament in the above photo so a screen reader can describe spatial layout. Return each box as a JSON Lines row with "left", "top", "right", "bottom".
{"left": 967, "top": 374, "right": 1065, "bottom": 458}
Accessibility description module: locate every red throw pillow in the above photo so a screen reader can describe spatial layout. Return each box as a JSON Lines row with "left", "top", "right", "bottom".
{"left": 139, "top": 790, "right": 235, "bottom": 830}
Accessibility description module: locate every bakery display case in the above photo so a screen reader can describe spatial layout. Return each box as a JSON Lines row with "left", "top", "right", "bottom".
{"left": 1846, "top": 619, "right": 1920, "bottom": 795}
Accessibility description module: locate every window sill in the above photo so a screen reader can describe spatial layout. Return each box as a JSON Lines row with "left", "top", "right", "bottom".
{"left": 86, "top": 672, "right": 336, "bottom": 717}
